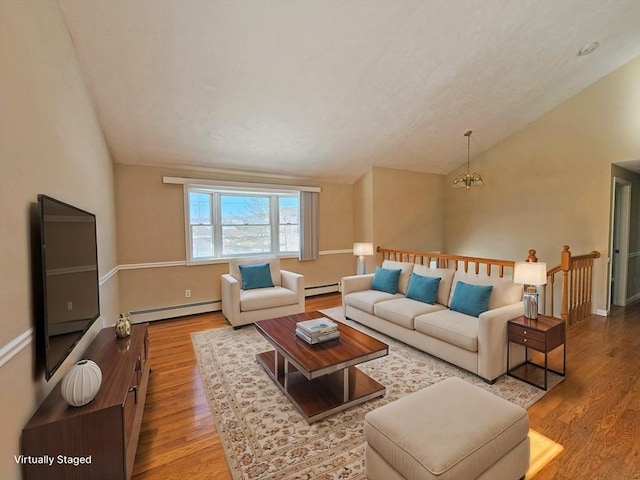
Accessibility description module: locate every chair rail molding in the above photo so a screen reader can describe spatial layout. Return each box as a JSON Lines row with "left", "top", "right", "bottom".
{"left": 0, "top": 328, "right": 33, "bottom": 368}
{"left": 1, "top": 251, "right": 353, "bottom": 364}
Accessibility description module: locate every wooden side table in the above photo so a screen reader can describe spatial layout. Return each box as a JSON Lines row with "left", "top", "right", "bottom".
{"left": 507, "top": 315, "right": 566, "bottom": 390}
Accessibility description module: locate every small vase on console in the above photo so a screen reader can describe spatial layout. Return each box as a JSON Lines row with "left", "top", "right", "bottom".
{"left": 115, "top": 312, "right": 132, "bottom": 338}
{"left": 60, "top": 359, "right": 102, "bottom": 407}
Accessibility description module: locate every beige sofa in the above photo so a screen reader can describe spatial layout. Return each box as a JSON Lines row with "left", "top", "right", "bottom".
{"left": 342, "top": 259, "right": 524, "bottom": 382}
{"left": 221, "top": 256, "right": 305, "bottom": 328}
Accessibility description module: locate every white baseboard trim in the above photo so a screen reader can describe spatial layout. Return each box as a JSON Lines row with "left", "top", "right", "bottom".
{"left": 595, "top": 309, "right": 609, "bottom": 317}
{"left": 626, "top": 292, "right": 640, "bottom": 305}
{"left": 128, "top": 284, "right": 341, "bottom": 323}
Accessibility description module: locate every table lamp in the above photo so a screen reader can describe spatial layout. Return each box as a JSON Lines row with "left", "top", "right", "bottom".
{"left": 353, "top": 243, "right": 374, "bottom": 275}
{"left": 513, "top": 261, "right": 547, "bottom": 320}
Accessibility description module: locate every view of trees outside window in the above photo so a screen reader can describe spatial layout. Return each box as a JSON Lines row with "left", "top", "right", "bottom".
{"left": 279, "top": 196, "right": 299, "bottom": 252}
{"left": 188, "top": 190, "right": 299, "bottom": 260}
{"left": 221, "top": 196, "right": 271, "bottom": 255}
{"left": 189, "top": 192, "right": 213, "bottom": 258}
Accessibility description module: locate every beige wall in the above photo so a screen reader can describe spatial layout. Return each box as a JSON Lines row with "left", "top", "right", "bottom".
{"left": 371, "top": 166, "right": 444, "bottom": 251}
{"left": 0, "top": 1, "right": 119, "bottom": 478}
{"left": 115, "top": 164, "right": 355, "bottom": 312}
{"left": 612, "top": 164, "right": 640, "bottom": 303}
{"left": 444, "top": 57, "right": 640, "bottom": 313}
{"left": 353, "top": 169, "right": 374, "bottom": 242}
{"left": 353, "top": 169, "right": 374, "bottom": 272}
{"left": 353, "top": 166, "right": 445, "bottom": 270}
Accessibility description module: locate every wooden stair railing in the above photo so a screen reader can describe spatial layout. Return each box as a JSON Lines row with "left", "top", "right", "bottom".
{"left": 376, "top": 246, "right": 532, "bottom": 278}
{"left": 377, "top": 245, "right": 600, "bottom": 325}
{"left": 542, "top": 245, "right": 601, "bottom": 324}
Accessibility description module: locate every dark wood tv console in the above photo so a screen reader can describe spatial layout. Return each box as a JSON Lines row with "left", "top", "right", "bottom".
{"left": 22, "top": 323, "right": 150, "bottom": 480}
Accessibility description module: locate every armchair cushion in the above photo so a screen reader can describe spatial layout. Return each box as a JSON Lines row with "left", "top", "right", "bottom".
{"left": 238, "top": 263, "right": 274, "bottom": 290}
{"left": 221, "top": 267, "right": 305, "bottom": 327}
{"left": 229, "top": 256, "right": 282, "bottom": 286}
{"left": 240, "top": 286, "right": 300, "bottom": 312}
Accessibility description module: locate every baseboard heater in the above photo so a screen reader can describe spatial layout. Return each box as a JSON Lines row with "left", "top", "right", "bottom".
{"left": 129, "top": 283, "right": 340, "bottom": 323}
{"left": 130, "top": 300, "right": 221, "bottom": 323}
{"left": 305, "top": 283, "right": 340, "bottom": 296}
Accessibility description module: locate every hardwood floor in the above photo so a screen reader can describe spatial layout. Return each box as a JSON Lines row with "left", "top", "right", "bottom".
{"left": 527, "top": 301, "right": 640, "bottom": 480}
{"left": 132, "top": 294, "right": 640, "bottom": 480}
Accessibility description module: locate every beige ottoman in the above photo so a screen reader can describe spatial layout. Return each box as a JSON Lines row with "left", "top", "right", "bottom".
{"left": 364, "top": 377, "right": 530, "bottom": 480}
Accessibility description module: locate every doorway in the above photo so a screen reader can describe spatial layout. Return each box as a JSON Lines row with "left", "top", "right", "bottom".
{"left": 610, "top": 177, "right": 631, "bottom": 307}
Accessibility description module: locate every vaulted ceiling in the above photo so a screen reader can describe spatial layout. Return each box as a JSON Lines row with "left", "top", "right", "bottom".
{"left": 58, "top": 0, "right": 640, "bottom": 183}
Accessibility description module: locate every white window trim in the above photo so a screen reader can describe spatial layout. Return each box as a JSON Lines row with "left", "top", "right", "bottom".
{"left": 164, "top": 176, "right": 321, "bottom": 193}
{"left": 175, "top": 178, "right": 320, "bottom": 265}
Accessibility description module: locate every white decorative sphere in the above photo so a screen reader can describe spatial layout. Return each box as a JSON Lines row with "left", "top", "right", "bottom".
{"left": 60, "top": 359, "right": 102, "bottom": 407}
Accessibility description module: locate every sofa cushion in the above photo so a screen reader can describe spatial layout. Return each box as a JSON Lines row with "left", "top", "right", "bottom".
{"left": 230, "top": 256, "right": 282, "bottom": 286}
{"left": 239, "top": 286, "right": 299, "bottom": 312}
{"left": 371, "top": 267, "right": 402, "bottom": 294}
{"left": 449, "top": 270, "right": 523, "bottom": 310}
{"left": 375, "top": 298, "right": 446, "bottom": 329}
{"left": 381, "top": 260, "right": 415, "bottom": 294}
{"left": 344, "top": 290, "right": 404, "bottom": 314}
{"left": 415, "top": 310, "right": 479, "bottom": 352}
{"left": 238, "top": 263, "right": 275, "bottom": 290}
{"left": 406, "top": 273, "right": 441, "bottom": 304}
{"left": 412, "top": 265, "right": 456, "bottom": 306}
{"left": 450, "top": 281, "right": 493, "bottom": 317}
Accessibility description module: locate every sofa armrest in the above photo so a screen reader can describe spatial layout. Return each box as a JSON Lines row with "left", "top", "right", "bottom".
{"left": 477, "top": 301, "right": 524, "bottom": 381}
{"left": 341, "top": 274, "right": 374, "bottom": 316}
{"left": 281, "top": 270, "right": 304, "bottom": 296}
{"left": 341, "top": 274, "right": 374, "bottom": 296}
{"left": 221, "top": 273, "right": 241, "bottom": 322}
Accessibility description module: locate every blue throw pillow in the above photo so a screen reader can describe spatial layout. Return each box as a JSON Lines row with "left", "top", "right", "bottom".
{"left": 406, "top": 273, "right": 441, "bottom": 304}
{"left": 449, "top": 281, "right": 493, "bottom": 317}
{"left": 371, "top": 267, "right": 402, "bottom": 294}
{"left": 238, "top": 263, "right": 274, "bottom": 290}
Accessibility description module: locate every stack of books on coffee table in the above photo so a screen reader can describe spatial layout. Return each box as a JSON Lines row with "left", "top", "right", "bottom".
{"left": 295, "top": 318, "right": 340, "bottom": 345}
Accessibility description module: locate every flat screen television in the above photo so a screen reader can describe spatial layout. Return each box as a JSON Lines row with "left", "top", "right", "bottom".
{"left": 37, "top": 195, "right": 100, "bottom": 380}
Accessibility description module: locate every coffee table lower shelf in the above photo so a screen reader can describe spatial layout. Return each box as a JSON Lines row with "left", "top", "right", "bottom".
{"left": 256, "top": 350, "right": 385, "bottom": 423}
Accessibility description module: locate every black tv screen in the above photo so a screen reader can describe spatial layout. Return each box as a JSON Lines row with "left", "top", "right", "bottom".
{"left": 38, "top": 195, "right": 100, "bottom": 380}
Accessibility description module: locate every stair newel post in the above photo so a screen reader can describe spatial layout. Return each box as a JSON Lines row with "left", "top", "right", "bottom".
{"left": 560, "top": 245, "right": 571, "bottom": 323}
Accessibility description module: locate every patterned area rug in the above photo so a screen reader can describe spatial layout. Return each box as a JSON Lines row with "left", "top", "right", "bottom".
{"left": 191, "top": 307, "right": 563, "bottom": 479}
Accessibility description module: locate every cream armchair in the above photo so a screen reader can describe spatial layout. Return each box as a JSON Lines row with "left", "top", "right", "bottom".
{"left": 221, "top": 257, "right": 305, "bottom": 328}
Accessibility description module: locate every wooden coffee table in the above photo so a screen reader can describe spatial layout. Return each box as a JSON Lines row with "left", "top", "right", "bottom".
{"left": 255, "top": 311, "right": 388, "bottom": 423}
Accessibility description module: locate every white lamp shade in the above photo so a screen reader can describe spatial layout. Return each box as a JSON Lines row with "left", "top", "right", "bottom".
{"left": 353, "top": 242, "right": 374, "bottom": 256}
{"left": 514, "top": 262, "right": 547, "bottom": 286}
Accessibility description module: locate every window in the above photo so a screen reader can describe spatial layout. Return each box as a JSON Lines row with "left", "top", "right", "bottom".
{"left": 186, "top": 186, "right": 300, "bottom": 262}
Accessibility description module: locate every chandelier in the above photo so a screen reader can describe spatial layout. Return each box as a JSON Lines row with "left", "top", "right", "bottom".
{"left": 452, "top": 130, "right": 484, "bottom": 189}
